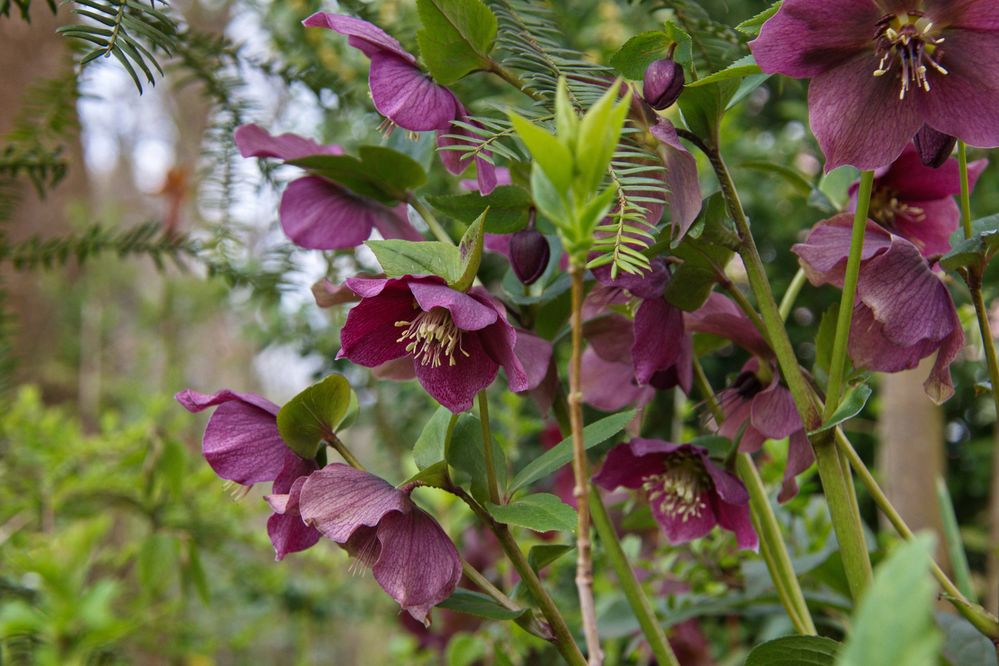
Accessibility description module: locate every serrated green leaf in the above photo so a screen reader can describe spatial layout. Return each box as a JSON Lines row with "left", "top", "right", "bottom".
{"left": 416, "top": 0, "right": 497, "bottom": 84}
{"left": 427, "top": 186, "right": 532, "bottom": 234}
{"left": 746, "top": 636, "right": 839, "bottom": 666}
{"left": 450, "top": 208, "right": 486, "bottom": 291}
{"left": 437, "top": 589, "right": 526, "bottom": 620}
{"left": 487, "top": 493, "right": 577, "bottom": 533}
{"left": 510, "top": 411, "right": 636, "bottom": 492}
{"left": 357, "top": 145, "right": 427, "bottom": 195}
{"left": 686, "top": 54, "right": 761, "bottom": 88}
{"left": 810, "top": 383, "right": 872, "bottom": 436}
{"left": 678, "top": 79, "right": 739, "bottom": 145}
{"left": 736, "top": 1, "right": 783, "bottom": 37}
{"left": 527, "top": 544, "right": 574, "bottom": 571}
{"left": 404, "top": 460, "right": 451, "bottom": 490}
{"left": 276, "top": 374, "right": 353, "bottom": 458}
{"left": 941, "top": 214, "right": 999, "bottom": 273}
{"left": 837, "top": 535, "right": 940, "bottom": 666}
{"left": 366, "top": 239, "right": 462, "bottom": 282}
{"left": 609, "top": 31, "right": 671, "bottom": 80}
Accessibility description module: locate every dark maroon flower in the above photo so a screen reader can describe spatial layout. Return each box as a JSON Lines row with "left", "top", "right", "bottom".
{"left": 650, "top": 119, "right": 702, "bottom": 240}
{"left": 751, "top": 0, "right": 999, "bottom": 170}
{"left": 175, "top": 388, "right": 320, "bottom": 560}
{"left": 850, "top": 143, "right": 986, "bottom": 257}
{"left": 594, "top": 438, "right": 757, "bottom": 550}
{"left": 793, "top": 215, "right": 964, "bottom": 402}
{"left": 298, "top": 464, "right": 463, "bottom": 625}
{"left": 643, "top": 58, "right": 685, "bottom": 110}
{"left": 235, "top": 124, "right": 420, "bottom": 250}
{"left": 509, "top": 228, "right": 551, "bottom": 285}
{"left": 913, "top": 125, "right": 957, "bottom": 168}
{"left": 304, "top": 13, "right": 460, "bottom": 132}
{"left": 337, "top": 275, "right": 529, "bottom": 412}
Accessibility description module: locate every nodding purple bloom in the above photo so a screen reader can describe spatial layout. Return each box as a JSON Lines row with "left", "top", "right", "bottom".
{"left": 643, "top": 58, "right": 685, "bottom": 111}
{"left": 175, "top": 389, "right": 320, "bottom": 560}
{"left": 851, "top": 143, "right": 987, "bottom": 257}
{"left": 650, "top": 119, "right": 702, "bottom": 240}
{"left": 235, "top": 124, "right": 421, "bottom": 250}
{"left": 686, "top": 295, "right": 814, "bottom": 502}
{"left": 794, "top": 215, "right": 964, "bottom": 403}
{"left": 304, "top": 13, "right": 459, "bottom": 132}
{"left": 337, "top": 275, "right": 529, "bottom": 413}
{"left": 751, "top": 0, "right": 999, "bottom": 170}
{"left": 594, "top": 438, "right": 758, "bottom": 550}
{"left": 298, "top": 464, "right": 462, "bottom": 625}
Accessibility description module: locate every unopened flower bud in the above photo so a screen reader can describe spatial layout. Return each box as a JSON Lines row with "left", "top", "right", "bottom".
{"left": 509, "top": 228, "right": 550, "bottom": 285}
{"left": 642, "top": 59, "right": 685, "bottom": 111}
{"left": 913, "top": 125, "right": 957, "bottom": 168}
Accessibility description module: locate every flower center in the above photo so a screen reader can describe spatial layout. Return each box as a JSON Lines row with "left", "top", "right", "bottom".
{"left": 873, "top": 12, "right": 948, "bottom": 100}
{"left": 395, "top": 306, "right": 469, "bottom": 368}
{"left": 642, "top": 453, "right": 710, "bottom": 523}
{"left": 869, "top": 186, "right": 926, "bottom": 230}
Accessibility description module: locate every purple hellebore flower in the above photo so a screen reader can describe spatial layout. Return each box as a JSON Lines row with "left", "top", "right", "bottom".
{"left": 686, "top": 294, "right": 815, "bottom": 502}
{"left": 234, "top": 124, "right": 421, "bottom": 250}
{"left": 751, "top": 0, "right": 999, "bottom": 170}
{"left": 337, "top": 275, "right": 529, "bottom": 412}
{"left": 643, "top": 58, "right": 686, "bottom": 111}
{"left": 594, "top": 438, "right": 758, "bottom": 550}
{"left": 651, "top": 119, "right": 702, "bottom": 240}
{"left": 298, "top": 464, "right": 463, "bottom": 625}
{"left": 304, "top": 13, "right": 460, "bottom": 132}
{"left": 793, "top": 214, "right": 964, "bottom": 402}
{"left": 175, "top": 388, "right": 320, "bottom": 560}
{"left": 850, "top": 143, "right": 987, "bottom": 257}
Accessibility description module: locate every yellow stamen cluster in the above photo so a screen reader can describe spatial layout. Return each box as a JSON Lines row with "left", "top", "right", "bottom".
{"left": 642, "top": 453, "right": 710, "bottom": 523}
{"left": 870, "top": 187, "right": 926, "bottom": 227}
{"left": 873, "top": 12, "right": 948, "bottom": 100}
{"left": 396, "top": 306, "right": 469, "bottom": 368}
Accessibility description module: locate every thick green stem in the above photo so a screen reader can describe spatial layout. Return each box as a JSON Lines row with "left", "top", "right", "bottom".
{"left": 692, "top": 358, "right": 816, "bottom": 633}
{"left": 462, "top": 559, "right": 554, "bottom": 640}
{"left": 834, "top": 429, "right": 999, "bottom": 638}
{"left": 824, "top": 170, "right": 875, "bottom": 421}
{"left": 589, "top": 488, "right": 680, "bottom": 666}
{"left": 327, "top": 434, "right": 365, "bottom": 470}
{"left": 454, "top": 487, "right": 588, "bottom": 666}
{"left": 708, "top": 146, "right": 873, "bottom": 599}
{"left": 959, "top": 142, "right": 974, "bottom": 239}
{"left": 409, "top": 197, "right": 454, "bottom": 245}
{"left": 478, "top": 392, "right": 502, "bottom": 505}
{"left": 568, "top": 263, "right": 602, "bottom": 665}
{"left": 779, "top": 268, "right": 808, "bottom": 322}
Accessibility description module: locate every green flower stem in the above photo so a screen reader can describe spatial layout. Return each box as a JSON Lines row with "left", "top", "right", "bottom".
{"left": 779, "top": 268, "right": 808, "bottom": 322}
{"left": 409, "top": 197, "right": 454, "bottom": 245}
{"left": 461, "top": 559, "right": 554, "bottom": 640}
{"left": 959, "top": 142, "right": 975, "bottom": 239}
{"left": 453, "top": 486, "right": 588, "bottom": 666}
{"left": 707, "top": 145, "right": 873, "bottom": 600}
{"left": 588, "top": 488, "right": 680, "bottom": 666}
{"left": 568, "top": 263, "right": 603, "bottom": 665}
{"left": 692, "top": 358, "right": 816, "bottom": 634}
{"left": 722, "top": 282, "right": 768, "bottom": 340}
{"left": 478, "top": 392, "right": 502, "bottom": 505}
{"left": 833, "top": 428, "right": 999, "bottom": 638}
{"left": 327, "top": 434, "right": 365, "bottom": 470}
{"left": 486, "top": 58, "right": 548, "bottom": 103}
{"left": 824, "top": 170, "right": 875, "bottom": 422}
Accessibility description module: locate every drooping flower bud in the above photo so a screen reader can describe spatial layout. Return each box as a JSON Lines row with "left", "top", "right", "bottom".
{"left": 913, "top": 125, "right": 957, "bottom": 169}
{"left": 509, "top": 228, "right": 550, "bottom": 285}
{"left": 642, "top": 59, "right": 685, "bottom": 111}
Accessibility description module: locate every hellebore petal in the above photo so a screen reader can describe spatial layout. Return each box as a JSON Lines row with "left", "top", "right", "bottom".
{"left": 266, "top": 476, "right": 321, "bottom": 561}
{"left": 235, "top": 123, "right": 343, "bottom": 160}
{"left": 593, "top": 256, "right": 669, "bottom": 301}
{"left": 279, "top": 177, "right": 379, "bottom": 250}
{"left": 303, "top": 12, "right": 414, "bottom": 61}
{"left": 686, "top": 293, "right": 771, "bottom": 360}
{"left": 299, "top": 464, "right": 411, "bottom": 542}
{"left": 408, "top": 282, "right": 499, "bottom": 331}
{"left": 369, "top": 53, "right": 460, "bottom": 132}
{"left": 778, "top": 431, "right": 816, "bottom": 503}
{"left": 437, "top": 106, "right": 498, "bottom": 195}
{"left": 632, "top": 297, "right": 684, "bottom": 385}
{"left": 792, "top": 214, "right": 892, "bottom": 286}
{"left": 650, "top": 119, "right": 702, "bottom": 239}
{"left": 175, "top": 388, "right": 286, "bottom": 486}
{"left": 338, "top": 281, "right": 415, "bottom": 367}
{"left": 581, "top": 347, "right": 652, "bottom": 412}
{"left": 913, "top": 125, "right": 957, "bottom": 169}
{"left": 508, "top": 228, "right": 551, "bottom": 285}
{"left": 414, "top": 333, "right": 499, "bottom": 412}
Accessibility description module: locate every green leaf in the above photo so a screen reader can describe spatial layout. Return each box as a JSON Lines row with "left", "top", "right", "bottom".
{"left": 678, "top": 79, "right": 739, "bottom": 145}
{"left": 609, "top": 31, "right": 670, "bottom": 80}
{"left": 427, "top": 186, "right": 533, "bottom": 234}
{"left": 813, "top": 303, "right": 840, "bottom": 381}
{"left": 404, "top": 460, "right": 452, "bottom": 490}
{"left": 416, "top": 0, "right": 497, "bottom": 85}
{"left": 276, "top": 374, "right": 353, "bottom": 459}
{"left": 450, "top": 208, "right": 486, "bottom": 291}
{"left": 935, "top": 477, "right": 975, "bottom": 601}
{"left": 487, "top": 493, "right": 577, "bottom": 533}
{"left": 941, "top": 214, "right": 999, "bottom": 273}
{"left": 837, "top": 535, "right": 940, "bottom": 666}
{"left": 736, "top": 1, "right": 783, "bottom": 37}
{"left": 510, "top": 410, "right": 636, "bottom": 492}
{"left": 937, "top": 612, "right": 998, "bottom": 666}
{"left": 746, "top": 636, "right": 839, "bottom": 666}
{"left": 510, "top": 112, "right": 573, "bottom": 194}
{"left": 664, "top": 193, "right": 738, "bottom": 311}
{"left": 810, "top": 383, "right": 872, "bottom": 436}
{"left": 138, "top": 533, "right": 179, "bottom": 596}
{"left": 576, "top": 80, "right": 630, "bottom": 197}
{"left": 413, "top": 407, "right": 454, "bottom": 469}
{"left": 437, "top": 589, "right": 526, "bottom": 620}
{"left": 447, "top": 413, "right": 506, "bottom": 503}
{"left": 366, "top": 239, "right": 462, "bottom": 282}
{"left": 686, "top": 54, "right": 762, "bottom": 88}
{"left": 528, "top": 544, "right": 574, "bottom": 571}
{"left": 288, "top": 146, "right": 427, "bottom": 203}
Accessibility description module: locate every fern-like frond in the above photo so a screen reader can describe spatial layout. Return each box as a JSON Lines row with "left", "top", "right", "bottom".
{"left": 0, "top": 0, "right": 56, "bottom": 21}
{"left": 0, "top": 146, "right": 67, "bottom": 197}
{"left": 58, "top": 0, "right": 180, "bottom": 93}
